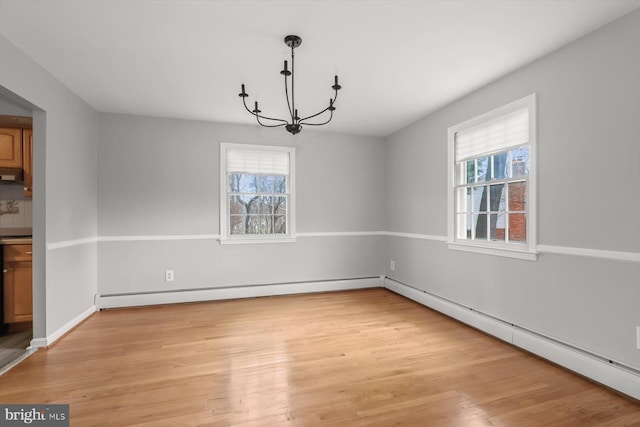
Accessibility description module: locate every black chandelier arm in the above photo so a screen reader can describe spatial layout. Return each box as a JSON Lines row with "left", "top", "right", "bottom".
{"left": 241, "top": 96, "right": 289, "bottom": 125}
{"left": 255, "top": 115, "right": 287, "bottom": 128}
{"left": 300, "top": 109, "right": 334, "bottom": 127}
{"left": 298, "top": 89, "right": 339, "bottom": 123}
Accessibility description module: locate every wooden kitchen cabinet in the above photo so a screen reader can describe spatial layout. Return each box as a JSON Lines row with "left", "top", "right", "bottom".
{"left": 23, "top": 128, "right": 33, "bottom": 197}
{"left": 0, "top": 127, "right": 23, "bottom": 169}
{"left": 2, "top": 244, "right": 32, "bottom": 323}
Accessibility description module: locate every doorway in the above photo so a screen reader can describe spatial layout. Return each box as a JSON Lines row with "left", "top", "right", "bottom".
{"left": 0, "top": 94, "right": 35, "bottom": 372}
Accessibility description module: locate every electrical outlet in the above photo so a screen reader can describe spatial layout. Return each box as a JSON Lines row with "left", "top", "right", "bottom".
{"left": 636, "top": 326, "right": 640, "bottom": 350}
{"left": 165, "top": 269, "right": 175, "bottom": 282}
{"left": 390, "top": 260, "right": 395, "bottom": 271}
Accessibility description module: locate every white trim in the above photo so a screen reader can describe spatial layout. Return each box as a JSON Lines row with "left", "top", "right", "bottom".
{"left": 44, "top": 232, "right": 640, "bottom": 263}
{"left": 449, "top": 242, "right": 537, "bottom": 261}
{"left": 297, "top": 231, "right": 386, "bottom": 238}
{"left": 100, "top": 234, "right": 221, "bottom": 242}
{"left": 47, "top": 236, "right": 97, "bottom": 250}
{"left": 384, "top": 278, "right": 640, "bottom": 400}
{"left": 384, "top": 231, "right": 448, "bottom": 242}
{"left": 29, "top": 305, "right": 97, "bottom": 349}
{"left": 218, "top": 236, "right": 296, "bottom": 245}
{"left": 537, "top": 244, "right": 640, "bottom": 263}
{"left": 97, "top": 277, "right": 382, "bottom": 309}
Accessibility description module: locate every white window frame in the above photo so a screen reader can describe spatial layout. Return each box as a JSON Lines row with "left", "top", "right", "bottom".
{"left": 447, "top": 94, "right": 537, "bottom": 260}
{"left": 219, "top": 143, "right": 296, "bottom": 244}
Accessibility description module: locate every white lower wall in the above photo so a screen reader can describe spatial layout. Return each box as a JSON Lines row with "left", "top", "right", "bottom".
{"left": 45, "top": 242, "right": 98, "bottom": 338}
{"left": 98, "top": 235, "right": 385, "bottom": 296}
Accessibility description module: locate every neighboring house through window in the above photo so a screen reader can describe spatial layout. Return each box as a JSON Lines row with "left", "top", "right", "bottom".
{"left": 447, "top": 94, "right": 537, "bottom": 260}
{"left": 220, "top": 143, "right": 295, "bottom": 243}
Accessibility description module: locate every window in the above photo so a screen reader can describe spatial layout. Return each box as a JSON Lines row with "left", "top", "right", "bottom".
{"left": 447, "top": 94, "right": 536, "bottom": 260}
{"left": 220, "top": 143, "right": 295, "bottom": 243}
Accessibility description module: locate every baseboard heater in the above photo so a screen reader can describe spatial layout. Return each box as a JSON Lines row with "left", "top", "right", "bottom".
{"left": 97, "top": 276, "right": 383, "bottom": 310}
{"left": 384, "top": 277, "right": 640, "bottom": 401}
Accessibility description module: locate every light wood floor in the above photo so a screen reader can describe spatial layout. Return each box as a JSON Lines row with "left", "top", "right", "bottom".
{"left": 0, "top": 289, "right": 638, "bottom": 426}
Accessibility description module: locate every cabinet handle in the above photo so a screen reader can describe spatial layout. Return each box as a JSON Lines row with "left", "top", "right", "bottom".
{"left": 3, "top": 269, "right": 7, "bottom": 273}
{"left": 26, "top": 251, "right": 33, "bottom": 255}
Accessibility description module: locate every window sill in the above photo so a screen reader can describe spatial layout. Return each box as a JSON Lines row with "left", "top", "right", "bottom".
{"left": 219, "top": 236, "right": 296, "bottom": 245}
{"left": 448, "top": 242, "right": 537, "bottom": 261}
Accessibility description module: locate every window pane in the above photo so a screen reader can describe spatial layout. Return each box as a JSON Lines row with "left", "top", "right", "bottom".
{"left": 492, "top": 152, "right": 508, "bottom": 180}
{"left": 258, "top": 196, "right": 273, "bottom": 214}
{"left": 508, "top": 181, "right": 527, "bottom": 211}
{"left": 489, "top": 184, "right": 505, "bottom": 213}
{"left": 476, "top": 157, "right": 490, "bottom": 182}
{"left": 246, "top": 215, "right": 261, "bottom": 234}
{"left": 490, "top": 213, "right": 505, "bottom": 242}
{"left": 474, "top": 213, "right": 487, "bottom": 240}
{"left": 229, "top": 195, "right": 247, "bottom": 215}
{"left": 230, "top": 215, "right": 246, "bottom": 235}
{"left": 245, "top": 195, "right": 261, "bottom": 215}
{"left": 274, "top": 175, "right": 287, "bottom": 193}
{"left": 274, "top": 215, "right": 287, "bottom": 234}
{"left": 259, "top": 215, "right": 273, "bottom": 234}
{"left": 228, "top": 173, "right": 257, "bottom": 193}
{"left": 274, "top": 196, "right": 287, "bottom": 215}
{"left": 466, "top": 160, "right": 475, "bottom": 184}
{"left": 258, "top": 175, "right": 274, "bottom": 193}
{"left": 510, "top": 146, "right": 529, "bottom": 178}
{"left": 508, "top": 213, "right": 527, "bottom": 242}
{"left": 472, "top": 186, "right": 487, "bottom": 213}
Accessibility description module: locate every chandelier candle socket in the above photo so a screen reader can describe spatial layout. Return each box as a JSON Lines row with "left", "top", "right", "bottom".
{"left": 239, "top": 35, "right": 341, "bottom": 135}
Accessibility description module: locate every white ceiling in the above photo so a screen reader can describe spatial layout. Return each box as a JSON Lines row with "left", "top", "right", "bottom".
{"left": 1, "top": 0, "right": 639, "bottom": 137}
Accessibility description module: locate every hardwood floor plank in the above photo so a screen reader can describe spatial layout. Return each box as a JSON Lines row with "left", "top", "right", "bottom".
{"left": 0, "top": 289, "right": 638, "bottom": 426}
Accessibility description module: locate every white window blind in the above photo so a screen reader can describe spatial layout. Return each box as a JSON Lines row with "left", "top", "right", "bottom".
{"left": 455, "top": 108, "right": 529, "bottom": 161}
{"left": 227, "top": 149, "right": 290, "bottom": 175}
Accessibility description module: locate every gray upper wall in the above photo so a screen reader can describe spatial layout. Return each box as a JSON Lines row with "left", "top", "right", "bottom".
{"left": 386, "top": 8, "right": 640, "bottom": 253}
{"left": 0, "top": 35, "right": 98, "bottom": 244}
{"left": 97, "top": 114, "right": 386, "bottom": 236}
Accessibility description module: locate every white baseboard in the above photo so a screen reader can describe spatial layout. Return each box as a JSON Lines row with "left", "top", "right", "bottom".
{"left": 97, "top": 277, "right": 383, "bottom": 309}
{"left": 384, "top": 278, "right": 640, "bottom": 401}
{"left": 30, "top": 305, "right": 97, "bottom": 349}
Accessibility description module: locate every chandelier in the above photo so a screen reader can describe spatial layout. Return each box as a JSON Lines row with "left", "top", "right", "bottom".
{"left": 239, "top": 35, "right": 341, "bottom": 135}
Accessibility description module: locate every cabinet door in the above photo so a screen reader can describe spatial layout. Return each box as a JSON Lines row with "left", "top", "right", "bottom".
{"left": 0, "top": 127, "right": 23, "bottom": 168}
{"left": 23, "top": 128, "right": 33, "bottom": 197}
{"left": 3, "top": 263, "right": 33, "bottom": 323}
